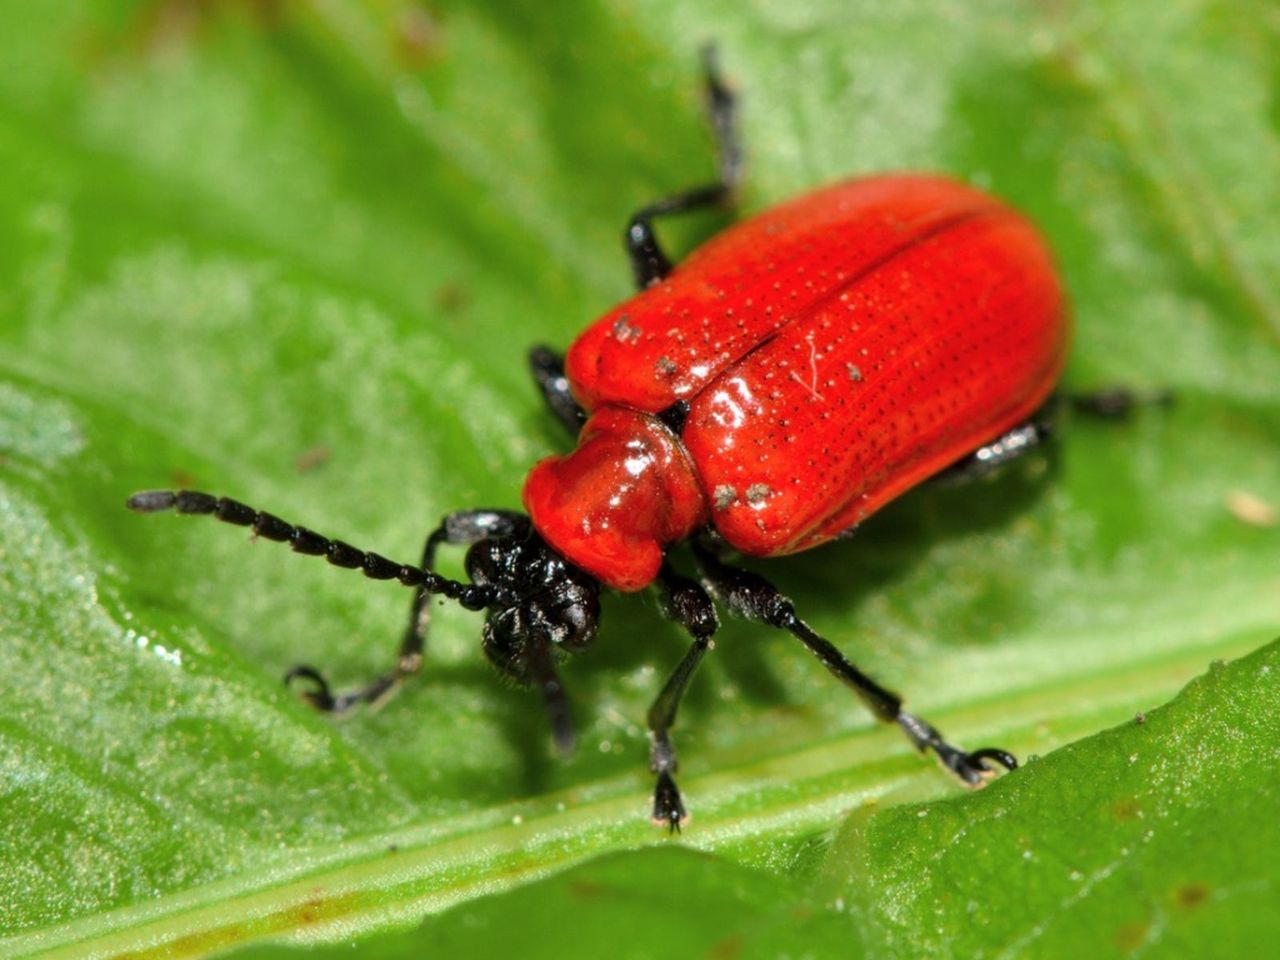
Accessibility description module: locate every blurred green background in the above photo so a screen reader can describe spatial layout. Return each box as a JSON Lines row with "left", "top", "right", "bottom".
{"left": 0, "top": 1, "right": 1277, "bottom": 957}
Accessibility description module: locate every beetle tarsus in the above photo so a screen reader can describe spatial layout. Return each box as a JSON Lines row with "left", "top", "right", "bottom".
{"left": 897, "top": 711, "right": 1017, "bottom": 786}
{"left": 652, "top": 770, "right": 687, "bottom": 833}
{"left": 284, "top": 665, "right": 340, "bottom": 713}
{"left": 285, "top": 661, "right": 412, "bottom": 715}
{"left": 969, "top": 746, "right": 1019, "bottom": 771}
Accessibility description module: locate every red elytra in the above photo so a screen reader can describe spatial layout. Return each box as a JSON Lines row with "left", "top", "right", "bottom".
{"left": 524, "top": 174, "right": 1068, "bottom": 592}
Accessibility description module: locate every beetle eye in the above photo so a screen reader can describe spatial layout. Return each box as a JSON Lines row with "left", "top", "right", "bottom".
{"left": 556, "top": 600, "right": 597, "bottom": 651}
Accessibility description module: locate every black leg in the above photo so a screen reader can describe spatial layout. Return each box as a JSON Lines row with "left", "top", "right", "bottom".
{"left": 285, "top": 509, "right": 529, "bottom": 714}
{"left": 932, "top": 407, "right": 1057, "bottom": 486}
{"left": 647, "top": 563, "right": 720, "bottom": 831}
{"left": 626, "top": 45, "right": 744, "bottom": 289}
{"left": 934, "top": 384, "right": 1174, "bottom": 487}
{"left": 528, "top": 345, "right": 587, "bottom": 436}
{"left": 1065, "top": 386, "right": 1175, "bottom": 419}
{"left": 691, "top": 542, "right": 1016, "bottom": 785}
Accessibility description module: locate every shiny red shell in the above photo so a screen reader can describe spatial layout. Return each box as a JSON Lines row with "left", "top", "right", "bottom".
{"left": 524, "top": 175, "right": 1068, "bottom": 591}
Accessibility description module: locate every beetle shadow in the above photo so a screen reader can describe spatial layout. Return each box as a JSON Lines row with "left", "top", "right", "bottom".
{"left": 405, "top": 627, "right": 676, "bottom": 800}
{"left": 380, "top": 657, "right": 569, "bottom": 799}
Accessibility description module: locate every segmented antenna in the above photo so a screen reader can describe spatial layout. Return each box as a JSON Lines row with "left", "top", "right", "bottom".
{"left": 126, "top": 490, "right": 497, "bottom": 610}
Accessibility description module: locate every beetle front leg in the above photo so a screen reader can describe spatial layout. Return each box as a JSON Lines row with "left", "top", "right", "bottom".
{"left": 647, "top": 563, "right": 720, "bottom": 831}
{"left": 691, "top": 543, "right": 1016, "bottom": 786}
{"left": 625, "top": 45, "right": 743, "bottom": 289}
{"left": 287, "top": 510, "right": 529, "bottom": 713}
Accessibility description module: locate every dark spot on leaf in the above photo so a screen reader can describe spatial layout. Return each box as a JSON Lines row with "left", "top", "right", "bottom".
{"left": 170, "top": 469, "right": 196, "bottom": 488}
{"left": 295, "top": 446, "right": 330, "bottom": 473}
{"left": 1112, "top": 796, "right": 1141, "bottom": 821}
{"left": 295, "top": 894, "right": 325, "bottom": 925}
{"left": 706, "top": 934, "right": 744, "bottom": 960}
{"left": 393, "top": 4, "right": 443, "bottom": 69}
{"left": 131, "top": 0, "right": 286, "bottom": 56}
{"left": 434, "top": 281, "right": 469, "bottom": 313}
{"left": 1175, "top": 882, "right": 1210, "bottom": 909}
{"left": 567, "top": 879, "right": 610, "bottom": 900}
{"left": 1114, "top": 920, "right": 1150, "bottom": 950}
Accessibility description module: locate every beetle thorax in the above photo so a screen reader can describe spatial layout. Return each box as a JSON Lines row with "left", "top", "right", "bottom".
{"left": 522, "top": 406, "right": 708, "bottom": 592}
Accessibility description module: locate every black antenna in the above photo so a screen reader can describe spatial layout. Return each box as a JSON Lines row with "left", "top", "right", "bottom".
{"left": 126, "top": 490, "right": 500, "bottom": 610}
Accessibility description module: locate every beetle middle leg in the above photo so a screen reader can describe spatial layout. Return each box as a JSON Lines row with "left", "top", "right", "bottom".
{"left": 932, "top": 407, "right": 1057, "bottom": 485}
{"left": 1064, "top": 386, "right": 1175, "bottom": 419}
{"left": 287, "top": 509, "right": 529, "bottom": 713}
{"left": 625, "top": 45, "right": 743, "bottom": 289}
{"left": 936, "top": 387, "right": 1174, "bottom": 485}
{"left": 691, "top": 542, "right": 1016, "bottom": 786}
{"left": 528, "top": 345, "right": 587, "bottom": 436}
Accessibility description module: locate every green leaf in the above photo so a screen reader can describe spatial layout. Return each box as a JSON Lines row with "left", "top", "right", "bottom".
{"left": 823, "top": 640, "right": 1280, "bottom": 958}
{"left": 199, "top": 641, "right": 1280, "bottom": 959}
{"left": 1, "top": 1, "right": 1277, "bottom": 957}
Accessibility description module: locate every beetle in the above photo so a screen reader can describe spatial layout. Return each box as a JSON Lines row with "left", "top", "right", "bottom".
{"left": 128, "top": 49, "right": 1126, "bottom": 830}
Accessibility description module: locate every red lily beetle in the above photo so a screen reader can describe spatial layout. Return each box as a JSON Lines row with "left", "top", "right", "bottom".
{"left": 129, "top": 49, "right": 1106, "bottom": 830}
